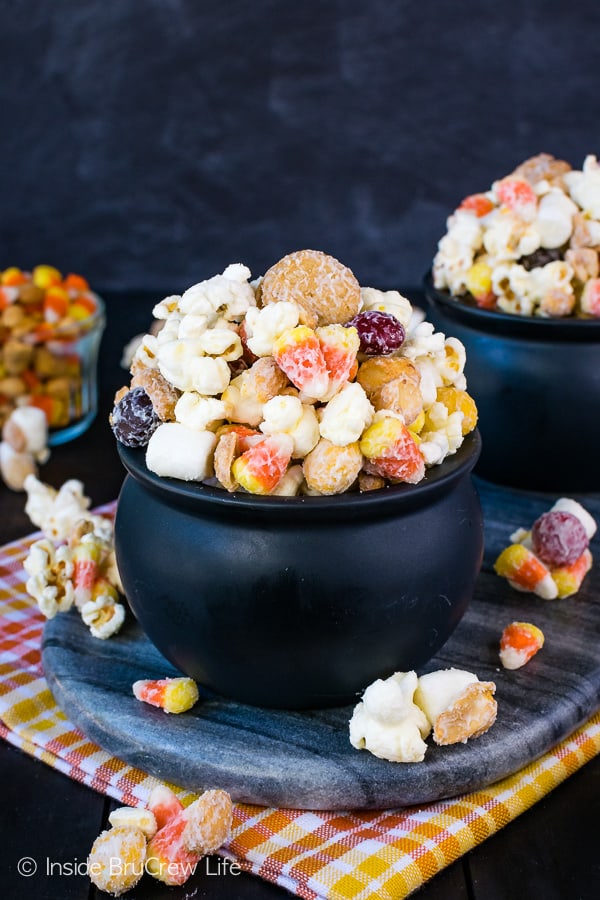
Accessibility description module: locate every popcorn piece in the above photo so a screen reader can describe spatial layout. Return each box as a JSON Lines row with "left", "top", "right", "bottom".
{"left": 414, "top": 668, "right": 497, "bottom": 745}
{"left": 499, "top": 622, "right": 545, "bottom": 670}
{"left": 259, "top": 395, "right": 319, "bottom": 458}
{"left": 243, "top": 301, "right": 300, "bottom": 357}
{"left": 551, "top": 549, "right": 593, "bottom": 599}
{"left": 272, "top": 325, "right": 329, "bottom": 399}
{"left": 360, "top": 415, "right": 425, "bottom": 484}
{"left": 494, "top": 543, "right": 558, "bottom": 599}
{"left": 564, "top": 154, "right": 600, "bottom": 220}
{"left": 146, "top": 423, "right": 216, "bottom": 481}
{"left": 303, "top": 438, "right": 363, "bottom": 495}
{"left": 133, "top": 677, "right": 200, "bottom": 714}
{"left": 23, "top": 539, "right": 74, "bottom": 618}
{"left": 177, "top": 263, "right": 255, "bottom": 321}
{"left": 88, "top": 827, "right": 147, "bottom": 896}
{"left": 319, "top": 381, "right": 374, "bottom": 446}
{"left": 109, "top": 806, "right": 158, "bottom": 839}
{"left": 23, "top": 474, "right": 92, "bottom": 542}
{"left": 81, "top": 589, "right": 125, "bottom": 640}
{"left": 174, "top": 393, "right": 227, "bottom": 431}
{"left": 231, "top": 433, "right": 294, "bottom": 494}
{"left": 349, "top": 671, "right": 431, "bottom": 763}
{"left": 360, "top": 286, "right": 414, "bottom": 328}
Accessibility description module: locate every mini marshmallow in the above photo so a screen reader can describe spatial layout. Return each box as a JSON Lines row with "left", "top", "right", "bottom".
{"left": 146, "top": 423, "right": 216, "bottom": 481}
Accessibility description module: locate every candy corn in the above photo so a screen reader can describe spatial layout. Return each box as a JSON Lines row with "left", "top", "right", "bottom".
{"left": 132, "top": 677, "right": 199, "bottom": 714}
{"left": 458, "top": 193, "right": 495, "bottom": 217}
{"left": 72, "top": 533, "right": 103, "bottom": 607}
{"left": 360, "top": 416, "right": 425, "bottom": 484}
{"left": 551, "top": 549, "right": 593, "bottom": 599}
{"left": 493, "top": 543, "right": 558, "bottom": 599}
{"left": 147, "top": 785, "right": 184, "bottom": 831}
{"left": 499, "top": 622, "right": 545, "bottom": 670}
{"left": 272, "top": 325, "right": 329, "bottom": 399}
{"left": 231, "top": 433, "right": 294, "bottom": 494}
{"left": 464, "top": 262, "right": 496, "bottom": 309}
{"left": 317, "top": 323, "right": 360, "bottom": 397}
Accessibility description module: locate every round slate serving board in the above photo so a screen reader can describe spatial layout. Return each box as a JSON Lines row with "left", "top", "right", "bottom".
{"left": 42, "top": 482, "right": 600, "bottom": 810}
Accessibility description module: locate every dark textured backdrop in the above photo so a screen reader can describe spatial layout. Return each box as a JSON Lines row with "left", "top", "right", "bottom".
{"left": 1, "top": 0, "right": 599, "bottom": 294}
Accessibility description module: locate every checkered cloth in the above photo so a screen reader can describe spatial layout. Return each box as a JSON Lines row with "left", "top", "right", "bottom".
{"left": 2, "top": 521, "right": 600, "bottom": 900}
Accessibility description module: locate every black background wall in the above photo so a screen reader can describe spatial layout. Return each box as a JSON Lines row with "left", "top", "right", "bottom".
{"left": 2, "top": 0, "right": 599, "bottom": 294}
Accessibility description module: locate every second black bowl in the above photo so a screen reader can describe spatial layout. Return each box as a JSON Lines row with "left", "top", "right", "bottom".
{"left": 423, "top": 274, "right": 600, "bottom": 492}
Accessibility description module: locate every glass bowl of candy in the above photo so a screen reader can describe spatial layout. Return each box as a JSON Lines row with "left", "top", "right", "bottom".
{"left": 112, "top": 251, "right": 484, "bottom": 709}
{"left": 424, "top": 153, "right": 600, "bottom": 492}
{"left": 0, "top": 265, "right": 105, "bottom": 445}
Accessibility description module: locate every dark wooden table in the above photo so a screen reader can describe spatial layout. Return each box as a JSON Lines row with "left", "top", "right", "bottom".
{"left": 2, "top": 290, "right": 599, "bottom": 899}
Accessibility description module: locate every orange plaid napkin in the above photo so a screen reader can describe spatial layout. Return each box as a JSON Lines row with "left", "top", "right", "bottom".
{"left": 1, "top": 519, "right": 600, "bottom": 900}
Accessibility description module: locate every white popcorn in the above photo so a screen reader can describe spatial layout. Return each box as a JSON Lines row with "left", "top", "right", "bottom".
{"left": 23, "top": 540, "right": 75, "bottom": 618}
{"left": 221, "top": 377, "right": 263, "bottom": 428}
{"left": 156, "top": 338, "right": 206, "bottom": 391}
{"left": 146, "top": 423, "right": 217, "bottom": 481}
{"left": 81, "top": 595, "right": 126, "bottom": 640}
{"left": 244, "top": 301, "right": 300, "bottom": 357}
{"left": 319, "top": 382, "right": 374, "bottom": 447}
{"left": 197, "top": 328, "right": 243, "bottom": 361}
{"left": 177, "top": 314, "right": 211, "bottom": 341}
{"left": 564, "top": 155, "right": 600, "bottom": 219}
{"left": 152, "top": 294, "right": 181, "bottom": 320}
{"left": 360, "top": 287, "right": 413, "bottom": 328}
{"left": 483, "top": 210, "right": 541, "bottom": 260}
{"left": 259, "top": 395, "right": 320, "bottom": 458}
{"left": 24, "top": 475, "right": 92, "bottom": 543}
{"left": 175, "top": 393, "right": 228, "bottom": 431}
{"left": 178, "top": 264, "right": 255, "bottom": 321}
{"left": 534, "top": 188, "right": 577, "bottom": 249}
{"left": 413, "top": 358, "right": 442, "bottom": 407}
{"left": 401, "top": 321, "right": 446, "bottom": 360}
{"left": 419, "top": 434, "right": 449, "bottom": 466}
{"left": 421, "top": 409, "right": 463, "bottom": 457}
{"left": 349, "top": 671, "right": 431, "bottom": 764}
{"left": 436, "top": 336, "right": 466, "bottom": 386}
{"left": 4, "top": 407, "right": 49, "bottom": 461}
{"left": 131, "top": 333, "right": 160, "bottom": 370}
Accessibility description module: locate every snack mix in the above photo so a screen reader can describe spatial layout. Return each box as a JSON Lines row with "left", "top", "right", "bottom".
{"left": 432, "top": 153, "right": 600, "bottom": 317}
{"left": 88, "top": 785, "right": 232, "bottom": 894}
{"left": 494, "top": 498, "right": 596, "bottom": 600}
{"left": 111, "top": 250, "right": 478, "bottom": 495}
{"left": 349, "top": 667, "right": 497, "bottom": 763}
{"left": 0, "top": 265, "right": 101, "bottom": 429}
{"left": 22, "top": 475, "right": 126, "bottom": 639}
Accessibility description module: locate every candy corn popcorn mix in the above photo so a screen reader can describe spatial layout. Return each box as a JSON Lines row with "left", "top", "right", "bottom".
{"left": 0, "top": 264, "right": 103, "bottom": 430}
{"left": 22, "top": 475, "right": 126, "bottom": 639}
{"left": 349, "top": 667, "right": 497, "bottom": 763}
{"left": 494, "top": 498, "right": 596, "bottom": 599}
{"left": 111, "top": 250, "right": 478, "bottom": 495}
{"left": 87, "top": 786, "right": 232, "bottom": 894}
{"left": 432, "top": 153, "right": 600, "bottom": 318}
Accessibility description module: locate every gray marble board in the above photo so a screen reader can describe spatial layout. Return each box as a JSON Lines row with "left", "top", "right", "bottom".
{"left": 42, "top": 481, "right": 600, "bottom": 810}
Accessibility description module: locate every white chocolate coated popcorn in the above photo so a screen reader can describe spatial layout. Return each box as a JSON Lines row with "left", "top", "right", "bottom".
{"left": 564, "top": 155, "right": 600, "bottom": 219}
{"left": 175, "top": 393, "right": 228, "bottom": 431}
{"left": 259, "top": 395, "right": 320, "bottom": 458}
{"left": 24, "top": 475, "right": 92, "bottom": 542}
{"left": 244, "top": 301, "right": 301, "bottom": 357}
{"left": 318, "top": 382, "right": 374, "bottom": 446}
{"left": 360, "top": 287, "right": 413, "bottom": 328}
{"left": 81, "top": 594, "right": 126, "bottom": 640}
{"left": 349, "top": 671, "right": 431, "bottom": 764}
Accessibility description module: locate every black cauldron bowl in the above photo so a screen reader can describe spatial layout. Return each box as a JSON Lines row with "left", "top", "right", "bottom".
{"left": 115, "top": 431, "right": 483, "bottom": 710}
{"left": 423, "top": 273, "right": 600, "bottom": 493}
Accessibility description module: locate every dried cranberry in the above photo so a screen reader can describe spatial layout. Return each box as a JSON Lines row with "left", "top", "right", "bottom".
{"left": 346, "top": 310, "right": 405, "bottom": 356}
{"left": 531, "top": 510, "right": 588, "bottom": 567}
{"left": 110, "top": 386, "right": 160, "bottom": 448}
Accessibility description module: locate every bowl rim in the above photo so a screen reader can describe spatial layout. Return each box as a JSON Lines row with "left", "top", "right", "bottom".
{"left": 423, "top": 271, "right": 600, "bottom": 340}
{"left": 117, "top": 430, "right": 481, "bottom": 519}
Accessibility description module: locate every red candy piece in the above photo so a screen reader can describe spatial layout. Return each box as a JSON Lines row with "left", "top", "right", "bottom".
{"left": 531, "top": 510, "right": 589, "bottom": 567}
{"left": 458, "top": 193, "right": 495, "bottom": 217}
